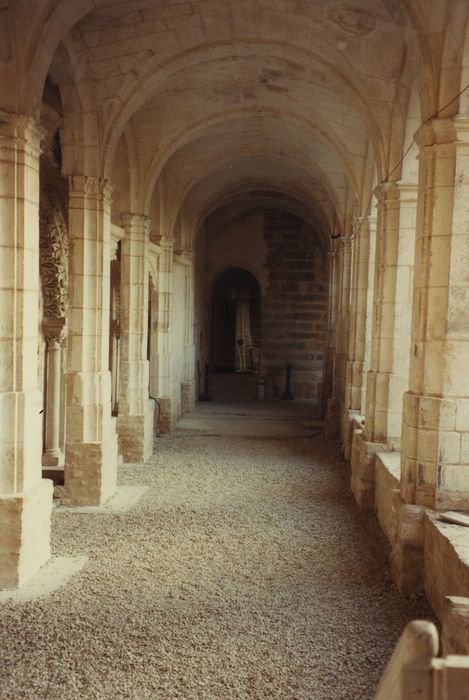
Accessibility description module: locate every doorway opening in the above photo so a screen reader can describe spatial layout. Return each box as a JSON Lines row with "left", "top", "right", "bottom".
{"left": 210, "top": 267, "right": 261, "bottom": 374}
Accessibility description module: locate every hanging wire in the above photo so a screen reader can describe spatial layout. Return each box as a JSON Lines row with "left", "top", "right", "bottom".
{"left": 331, "top": 79, "right": 469, "bottom": 242}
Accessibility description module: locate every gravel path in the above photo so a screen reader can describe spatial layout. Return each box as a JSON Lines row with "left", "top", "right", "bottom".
{"left": 0, "top": 401, "right": 433, "bottom": 699}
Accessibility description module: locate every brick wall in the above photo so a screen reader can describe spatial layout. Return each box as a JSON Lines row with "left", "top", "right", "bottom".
{"left": 262, "top": 210, "right": 328, "bottom": 400}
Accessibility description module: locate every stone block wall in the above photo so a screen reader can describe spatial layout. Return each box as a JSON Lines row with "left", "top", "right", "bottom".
{"left": 262, "top": 210, "right": 328, "bottom": 400}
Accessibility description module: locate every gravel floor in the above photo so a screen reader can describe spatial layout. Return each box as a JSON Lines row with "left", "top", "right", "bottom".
{"left": 0, "top": 401, "right": 434, "bottom": 700}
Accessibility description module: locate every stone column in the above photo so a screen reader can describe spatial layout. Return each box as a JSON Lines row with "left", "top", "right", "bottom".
{"left": 155, "top": 237, "right": 175, "bottom": 432}
{"left": 42, "top": 318, "right": 67, "bottom": 467}
{"left": 0, "top": 114, "right": 53, "bottom": 588}
{"left": 351, "top": 185, "right": 396, "bottom": 507}
{"left": 177, "top": 251, "right": 196, "bottom": 415}
{"left": 401, "top": 117, "right": 469, "bottom": 511}
{"left": 65, "top": 176, "right": 118, "bottom": 506}
{"left": 117, "top": 214, "right": 154, "bottom": 463}
{"left": 361, "top": 212, "right": 377, "bottom": 412}
{"left": 324, "top": 239, "right": 340, "bottom": 436}
{"left": 343, "top": 217, "right": 370, "bottom": 455}
{"left": 336, "top": 236, "right": 353, "bottom": 434}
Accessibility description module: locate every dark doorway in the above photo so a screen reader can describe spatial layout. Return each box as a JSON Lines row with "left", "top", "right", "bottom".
{"left": 211, "top": 268, "right": 261, "bottom": 373}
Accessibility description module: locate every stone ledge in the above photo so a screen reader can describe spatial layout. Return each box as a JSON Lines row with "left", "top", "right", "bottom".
{"left": 376, "top": 450, "right": 401, "bottom": 479}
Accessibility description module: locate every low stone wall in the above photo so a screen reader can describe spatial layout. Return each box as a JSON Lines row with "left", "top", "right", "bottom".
{"left": 374, "top": 452, "right": 400, "bottom": 546}
{"left": 349, "top": 440, "right": 469, "bottom": 652}
{"left": 424, "top": 516, "right": 469, "bottom": 622}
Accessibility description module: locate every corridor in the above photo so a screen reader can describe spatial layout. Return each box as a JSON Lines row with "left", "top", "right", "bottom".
{"left": 0, "top": 402, "right": 432, "bottom": 700}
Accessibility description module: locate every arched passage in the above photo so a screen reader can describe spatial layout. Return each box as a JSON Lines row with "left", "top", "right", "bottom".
{"left": 195, "top": 196, "right": 329, "bottom": 402}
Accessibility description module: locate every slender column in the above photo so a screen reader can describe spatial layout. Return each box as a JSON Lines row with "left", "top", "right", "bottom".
{"left": 42, "top": 319, "right": 67, "bottom": 467}
{"left": 365, "top": 182, "right": 401, "bottom": 443}
{"left": 342, "top": 217, "right": 370, "bottom": 455}
{"left": 324, "top": 239, "right": 340, "bottom": 436}
{"left": 178, "top": 251, "right": 196, "bottom": 415}
{"left": 401, "top": 117, "right": 469, "bottom": 510}
{"left": 337, "top": 236, "right": 353, "bottom": 428}
{"left": 0, "top": 114, "right": 53, "bottom": 587}
{"left": 65, "top": 176, "right": 118, "bottom": 505}
{"left": 346, "top": 216, "right": 372, "bottom": 414}
{"left": 361, "top": 213, "right": 377, "bottom": 411}
{"left": 117, "top": 214, "right": 154, "bottom": 463}
{"left": 351, "top": 189, "right": 392, "bottom": 507}
{"left": 155, "top": 237, "right": 175, "bottom": 432}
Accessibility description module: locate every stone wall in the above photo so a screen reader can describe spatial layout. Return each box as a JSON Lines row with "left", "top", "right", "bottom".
{"left": 262, "top": 210, "right": 327, "bottom": 400}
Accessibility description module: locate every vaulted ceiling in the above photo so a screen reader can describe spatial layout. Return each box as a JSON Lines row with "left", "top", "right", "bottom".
{"left": 12, "top": 0, "right": 463, "bottom": 243}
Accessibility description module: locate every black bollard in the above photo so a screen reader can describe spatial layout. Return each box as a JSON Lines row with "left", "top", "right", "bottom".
{"left": 198, "top": 361, "right": 213, "bottom": 401}
{"left": 281, "top": 362, "right": 294, "bottom": 400}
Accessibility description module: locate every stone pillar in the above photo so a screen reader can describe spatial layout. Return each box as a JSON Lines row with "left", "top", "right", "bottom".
{"left": 0, "top": 114, "right": 53, "bottom": 588}
{"left": 65, "top": 176, "right": 118, "bottom": 506}
{"left": 401, "top": 117, "right": 469, "bottom": 511}
{"left": 351, "top": 186, "right": 395, "bottom": 507}
{"left": 364, "top": 182, "right": 417, "bottom": 449}
{"left": 361, "top": 212, "right": 377, "bottom": 412}
{"left": 42, "top": 318, "right": 67, "bottom": 467}
{"left": 324, "top": 239, "right": 340, "bottom": 436}
{"left": 177, "top": 251, "right": 196, "bottom": 415}
{"left": 343, "top": 217, "right": 370, "bottom": 456}
{"left": 336, "top": 236, "right": 353, "bottom": 435}
{"left": 351, "top": 180, "right": 416, "bottom": 507}
{"left": 117, "top": 214, "right": 154, "bottom": 463}
{"left": 155, "top": 237, "right": 175, "bottom": 433}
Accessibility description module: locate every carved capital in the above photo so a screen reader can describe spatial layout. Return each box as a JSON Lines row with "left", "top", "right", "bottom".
{"left": 43, "top": 317, "right": 67, "bottom": 348}
{"left": 0, "top": 112, "right": 44, "bottom": 157}
{"left": 120, "top": 213, "right": 151, "bottom": 237}
{"left": 69, "top": 175, "right": 112, "bottom": 203}
{"left": 414, "top": 117, "right": 456, "bottom": 150}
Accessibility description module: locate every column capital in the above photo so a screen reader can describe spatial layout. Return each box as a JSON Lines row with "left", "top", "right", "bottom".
{"left": 174, "top": 249, "right": 194, "bottom": 265}
{"left": 396, "top": 180, "right": 418, "bottom": 202}
{"left": 68, "top": 175, "right": 112, "bottom": 203}
{"left": 0, "top": 111, "right": 44, "bottom": 154}
{"left": 414, "top": 117, "right": 456, "bottom": 150}
{"left": 373, "top": 180, "right": 400, "bottom": 203}
{"left": 43, "top": 317, "right": 67, "bottom": 348}
{"left": 120, "top": 213, "right": 151, "bottom": 238}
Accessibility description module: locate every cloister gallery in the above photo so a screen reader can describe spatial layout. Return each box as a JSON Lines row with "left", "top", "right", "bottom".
{"left": 4, "top": 0, "right": 469, "bottom": 697}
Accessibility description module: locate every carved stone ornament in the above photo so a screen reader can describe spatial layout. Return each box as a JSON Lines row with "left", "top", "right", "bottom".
{"left": 42, "top": 316, "right": 67, "bottom": 348}
{"left": 39, "top": 187, "right": 69, "bottom": 319}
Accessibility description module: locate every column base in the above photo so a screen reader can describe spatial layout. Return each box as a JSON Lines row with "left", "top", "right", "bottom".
{"left": 118, "top": 400, "right": 155, "bottom": 463}
{"left": 391, "top": 501, "right": 426, "bottom": 595}
{"left": 42, "top": 449, "right": 65, "bottom": 468}
{"left": 351, "top": 431, "right": 386, "bottom": 509}
{"left": 181, "top": 381, "right": 196, "bottom": 415}
{"left": 0, "top": 479, "right": 53, "bottom": 589}
{"left": 156, "top": 398, "right": 177, "bottom": 433}
{"left": 65, "top": 430, "right": 118, "bottom": 506}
